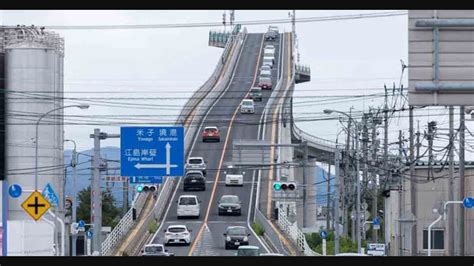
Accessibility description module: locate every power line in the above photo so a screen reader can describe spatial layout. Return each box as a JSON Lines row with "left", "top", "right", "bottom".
{"left": 1, "top": 11, "right": 407, "bottom": 30}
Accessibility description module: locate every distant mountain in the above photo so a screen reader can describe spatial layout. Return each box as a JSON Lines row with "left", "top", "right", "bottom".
{"left": 314, "top": 166, "right": 335, "bottom": 205}
{"left": 64, "top": 146, "right": 132, "bottom": 208}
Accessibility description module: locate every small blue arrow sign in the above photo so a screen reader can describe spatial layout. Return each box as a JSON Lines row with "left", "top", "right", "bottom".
{"left": 320, "top": 230, "right": 328, "bottom": 239}
{"left": 463, "top": 197, "right": 474, "bottom": 209}
{"left": 78, "top": 220, "right": 85, "bottom": 228}
{"left": 373, "top": 217, "right": 380, "bottom": 225}
{"left": 86, "top": 230, "right": 93, "bottom": 238}
{"left": 8, "top": 184, "right": 22, "bottom": 198}
{"left": 42, "top": 183, "right": 59, "bottom": 206}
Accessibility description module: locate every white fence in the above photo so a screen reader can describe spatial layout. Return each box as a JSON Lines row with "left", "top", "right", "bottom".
{"left": 101, "top": 190, "right": 148, "bottom": 255}
{"left": 277, "top": 208, "right": 321, "bottom": 256}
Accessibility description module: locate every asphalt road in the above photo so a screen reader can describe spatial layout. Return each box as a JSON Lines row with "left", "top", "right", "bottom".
{"left": 150, "top": 32, "right": 283, "bottom": 256}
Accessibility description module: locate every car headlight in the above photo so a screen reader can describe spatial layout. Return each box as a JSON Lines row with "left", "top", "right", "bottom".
{"left": 243, "top": 236, "right": 248, "bottom": 242}
{"left": 226, "top": 236, "right": 231, "bottom": 241}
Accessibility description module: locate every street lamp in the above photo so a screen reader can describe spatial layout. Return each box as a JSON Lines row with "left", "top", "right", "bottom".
{"left": 35, "top": 104, "right": 89, "bottom": 191}
{"left": 64, "top": 139, "right": 79, "bottom": 256}
{"left": 324, "top": 108, "right": 362, "bottom": 254}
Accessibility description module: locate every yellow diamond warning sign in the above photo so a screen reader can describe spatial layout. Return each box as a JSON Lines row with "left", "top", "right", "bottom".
{"left": 21, "top": 190, "right": 51, "bottom": 221}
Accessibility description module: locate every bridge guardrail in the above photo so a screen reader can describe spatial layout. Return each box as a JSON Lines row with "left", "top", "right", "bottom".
{"left": 277, "top": 207, "right": 321, "bottom": 256}
{"left": 101, "top": 189, "right": 148, "bottom": 255}
{"left": 285, "top": 77, "right": 336, "bottom": 152}
{"left": 100, "top": 26, "right": 246, "bottom": 256}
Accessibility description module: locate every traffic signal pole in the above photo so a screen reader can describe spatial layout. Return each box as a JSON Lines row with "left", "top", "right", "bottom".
{"left": 89, "top": 129, "right": 120, "bottom": 255}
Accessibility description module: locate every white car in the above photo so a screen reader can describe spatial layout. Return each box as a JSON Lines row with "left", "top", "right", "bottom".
{"left": 177, "top": 195, "right": 200, "bottom": 219}
{"left": 164, "top": 225, "right": 192, "bottom": 246}
{"left": 240, "top": 99, "right": 255, "bottom": 114}
{"left": 224, "top": 165, "right": 244, "bottom": 186}
{"left": 260, "top": 69, "right": 271, "bottom": 78}
{"left": 185, "top": 156, "right": 207, "bottom": 176}
{"left": 260, "top": 65, "right": 271, "bottom": 73}
{"left": 262, "top": 57, "right": 274, "bottom": 68}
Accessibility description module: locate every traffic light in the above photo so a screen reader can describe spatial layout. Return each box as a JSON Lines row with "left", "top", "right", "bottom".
{"left": 273, "top": 182, "right": 296, "bottom": 192}
{"left": 136, "top": 184, "right": 158, "bottom": 193}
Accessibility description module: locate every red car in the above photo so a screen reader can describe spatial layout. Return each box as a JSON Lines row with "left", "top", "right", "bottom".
{"left": 202, "top": 126, "right": 220, "bottom": 142}
{"left": 258, "top": 77, "right": 272, "bottom": 90}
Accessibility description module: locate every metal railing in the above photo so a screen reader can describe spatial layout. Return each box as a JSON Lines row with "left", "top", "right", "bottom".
{"left": 277, "top": 208, "right": 321, "bottom": 256}
{"left": 100, "top": 27, "right": 247, "bottom": 256}
{"left": 121, "top": 175, "right": 175, "bottom": 256}
{"left": 101, "top": 190, "right": 148, "bottom": 255}
{"left": 295, "top": 64, "right": 311, "bottom": 75}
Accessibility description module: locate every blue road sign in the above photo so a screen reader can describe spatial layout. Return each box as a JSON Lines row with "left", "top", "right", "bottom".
{"left": 463, "top": 197, "right": 474, "bottom": 209}
{"left": 320, "top": 230, "right": 327, "bottom": 239}
{"left": 42, "top": 183, "right": 59, "bottom": 206}
{"left": 373, "top": 217, "right": 380, "bottom": 225}
{"left": 86, "top": 230, "right": 93, "bottom": 238}
{"left": 8, "top": 184, "right": 22, "bottom": 198}
{"left": 78, "top": 220, "right": 85, "bottom": 228}
{"left": 121, "top": 127, "right": 184, "bottom": 179}
{"left": 129, "top": 176, "right": 163, "bottom": 184}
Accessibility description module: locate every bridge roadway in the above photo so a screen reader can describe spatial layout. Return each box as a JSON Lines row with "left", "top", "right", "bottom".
{"left": 150, "top": 33, "right": 286, "bottom": 256}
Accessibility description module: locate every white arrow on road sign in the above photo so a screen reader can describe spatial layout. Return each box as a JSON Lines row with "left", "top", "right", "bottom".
{"left": 134, "top": 142, "right": 177, "bottom": 174}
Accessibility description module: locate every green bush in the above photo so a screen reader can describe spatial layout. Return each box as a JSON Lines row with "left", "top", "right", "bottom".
{"left": 306, "top": 231, "right": 366, "bottom": 255}
{"left": 251, "top": 222, "right": 264, "bottom": 236}
{"left": 148, "top": 221, "right": 158, "bottom": 234}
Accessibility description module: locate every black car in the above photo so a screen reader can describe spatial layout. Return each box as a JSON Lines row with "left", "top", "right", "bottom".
{"left": 218, "top": 195, "right": 242, "bottom": 216}
{"left": 183, "top": 171, "right": 206, "bottom": 191}
{"left": 223, "top": 226, "right": 251, "bottom": 250}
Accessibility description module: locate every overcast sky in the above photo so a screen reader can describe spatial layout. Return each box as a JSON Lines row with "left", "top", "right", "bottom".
{"left": 2, "top": 10, "right": 471, "bottom": 161}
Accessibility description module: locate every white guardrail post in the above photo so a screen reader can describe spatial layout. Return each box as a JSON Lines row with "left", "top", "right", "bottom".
{"left": 100, "top": 26, "right": 246, "bottom": 256}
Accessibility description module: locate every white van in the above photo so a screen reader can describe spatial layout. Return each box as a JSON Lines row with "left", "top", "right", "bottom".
{"left": 177, "top": 195, "right": 200, "bottom": 219}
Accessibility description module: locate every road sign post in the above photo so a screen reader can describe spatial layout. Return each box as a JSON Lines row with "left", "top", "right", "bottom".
{"left": 121, "top": 127, "right": 184, "bottom": 179}
{"left": 320, "top": 231, "right": 327, "bottom": 256}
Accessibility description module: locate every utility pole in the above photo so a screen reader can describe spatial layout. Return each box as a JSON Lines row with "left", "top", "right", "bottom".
{"left": 409, "top": 106, "right": 417, "bottom": 255}
{"left": 123, "top": 178, "right": 129, "bottom": 214}
{"left": 398, "top": 130, "right": 403, "bottom": 256}
{"left": 371, "top": 116, "right": 378, "bottom": 243}
{"left": 89, "top": 129, "right": 120, "bottom": 255}
{"left": 71, "top": 142, "right": 78, "bottom": 256}
{"left": 334, "top": 147, "right": 341, "bottom": 254}
{"left": 427, "top": 121, "right": 436, "bottom": 181}
{"left": 355, "top": 124, "right": 361, "bottom": 253}
{"left": 382, "top": 86, "right": 389, "bottom": 249}
{"left": 327, "top": 162, "right": 331, "bottom": 230}
{"left": 343, "top": 111, "right": 352, "bottom": 237}
{"left": 302, "top": 141, "right": 308, "bottom": 227}
{"left": 229, "top": 10, "right": 235, "bottom": 26}
{"left": 361, "top": 113, "right": 369, "bottom": 242}
{"left": 91, "top": 129, "right": 102, "bottom": 256}
{"left": 459, "top": 106, "right": 465, "bottom": 255}
{"left": 222, "top": 11, "right": 226, "bottom": 32}
{"left": 448, "top": 106, "right": 454, "bottom": 256}
{"left": 416, "top": 121, "right": 420, "bottom": 159}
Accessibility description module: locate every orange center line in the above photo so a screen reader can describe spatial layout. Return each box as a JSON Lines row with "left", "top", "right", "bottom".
{"left": 188, "top": 34, "right": 265, "bottom": 256}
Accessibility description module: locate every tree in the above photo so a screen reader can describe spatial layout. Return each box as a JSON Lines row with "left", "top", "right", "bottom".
{"left": 77, "top": 186, "right": 121, "bottom": 228}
